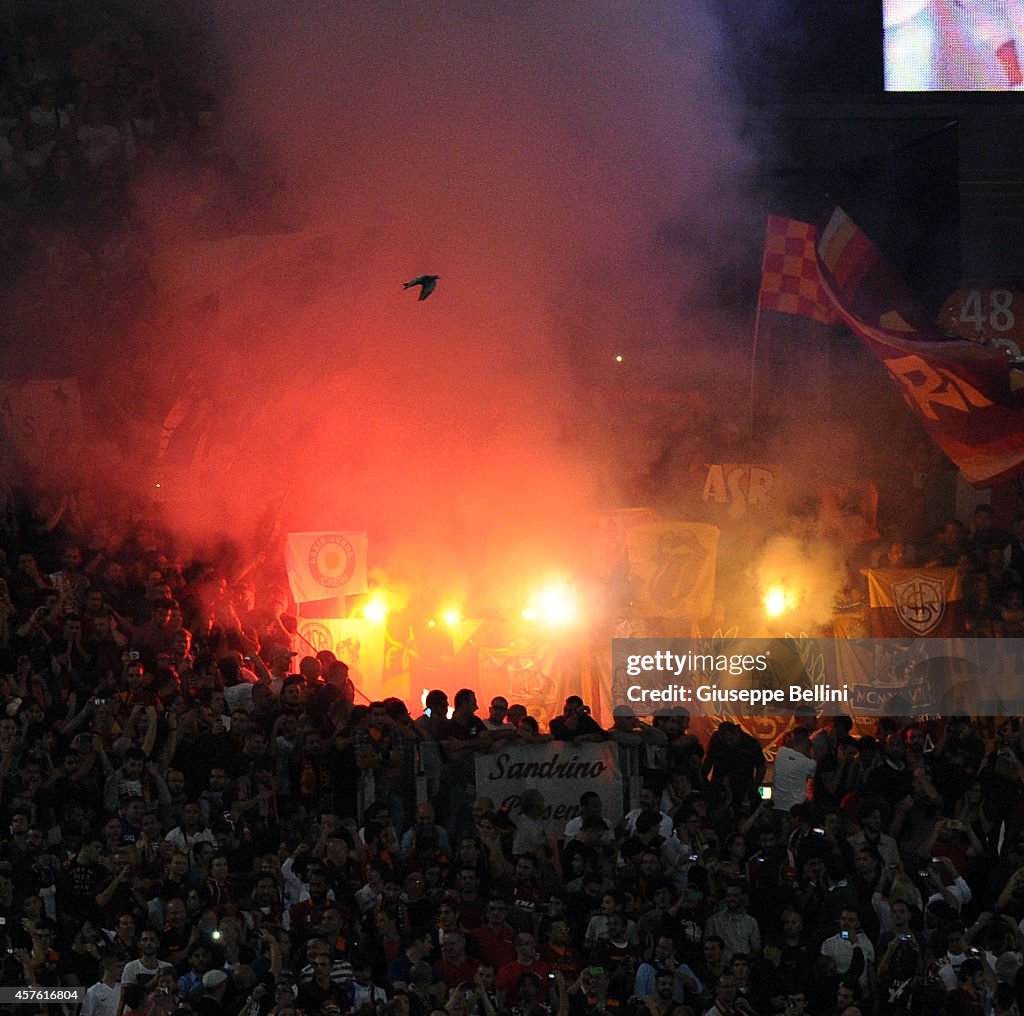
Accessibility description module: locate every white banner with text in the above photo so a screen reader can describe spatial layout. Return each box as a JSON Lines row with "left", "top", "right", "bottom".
{"left": 475, "top": 742, "right": 623, "bottom": 828}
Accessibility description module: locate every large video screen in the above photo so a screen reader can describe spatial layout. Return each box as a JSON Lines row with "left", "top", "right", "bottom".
{"left": 884, "top": 0, "right": 1024, "bottom": 90}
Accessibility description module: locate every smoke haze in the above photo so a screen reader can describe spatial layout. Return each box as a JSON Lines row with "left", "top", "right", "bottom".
{"left": 129, "top": 1, "right": 762, "bottom": 604}
{"left": 3, "top": 1, "right": 925, "bottom": 621}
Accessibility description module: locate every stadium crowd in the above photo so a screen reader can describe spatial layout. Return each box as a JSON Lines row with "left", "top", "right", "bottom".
{"left": 7, "top": 4, "right": 1024, "bottom": 1016}
{"left": 0, "top": 483, "right": 1019, "bottom": 1016}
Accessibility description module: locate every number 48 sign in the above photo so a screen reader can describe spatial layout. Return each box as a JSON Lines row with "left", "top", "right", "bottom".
{"left": 938, "top": 285, "right": 1024, "bottom": 357}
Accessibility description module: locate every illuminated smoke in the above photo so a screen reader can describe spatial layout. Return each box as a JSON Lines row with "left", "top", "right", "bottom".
{"left": 129, "top": 1, "right": 759, "bottom": 606}
{"left": 10, "top": 3, "right": 883, "bottom": 629}
{"left": 754, "top": 534, "right": 849, "bottom": 631}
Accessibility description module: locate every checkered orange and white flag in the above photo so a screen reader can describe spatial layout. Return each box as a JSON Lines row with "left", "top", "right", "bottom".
{"left": 758, "top": 215, "right": 838, "bottom": 325}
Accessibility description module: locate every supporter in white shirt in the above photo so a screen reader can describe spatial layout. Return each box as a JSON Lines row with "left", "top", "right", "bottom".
{"left": 621, "top": 786, "right": 674, "bottom": 839}
{"left": 563, "top": 791, "right": 614, "bottom": 843}
{"left": 121, "top": 929, "right": 174, "bottom": 989}
{"left": 773, "top": 726, "right": 817, "bottom": 813}
{"left": 820, "top": 909, "right": 875, "bottom": 994}
{"left": 82, "top": 955, "right": 124, "bottom": 1016}
{"left": 922, "top": 855, "right": 972, "bottom": 910}
{"left": 482, "top": 696, "right": 512, "bottom": 730}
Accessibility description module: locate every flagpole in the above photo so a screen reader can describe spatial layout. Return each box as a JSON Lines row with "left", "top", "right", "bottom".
{"left": 749, "top": 218, "right": 771, "bottom": 437}
{"left": 749, "top": 301, "right": 765, "bottom": 436}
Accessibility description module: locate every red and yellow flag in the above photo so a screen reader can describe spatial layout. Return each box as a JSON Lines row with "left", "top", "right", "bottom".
{"left": 867, "top": 567, "right": 962, "bottom": 638}
{"left": 758, "top": 216, "right": 838, "bottom": 325}
{"left": 815, "top": 207, "right": 1024, "bottom": 487}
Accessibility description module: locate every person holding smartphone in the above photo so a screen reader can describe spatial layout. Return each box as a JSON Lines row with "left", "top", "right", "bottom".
{"left": 818, "top": 909, "right": 875, "bottom": 996}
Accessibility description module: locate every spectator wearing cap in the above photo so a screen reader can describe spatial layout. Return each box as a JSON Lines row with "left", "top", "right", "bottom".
{"left": 192, "top": 968, "right": 229, "bottom": 1016}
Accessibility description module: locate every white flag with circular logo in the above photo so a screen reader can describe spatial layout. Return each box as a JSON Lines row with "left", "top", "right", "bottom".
{"left": 285, "top": 531, "right": 369, "bottom": 603}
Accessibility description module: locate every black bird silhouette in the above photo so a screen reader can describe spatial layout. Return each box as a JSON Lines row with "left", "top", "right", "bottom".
{"left": 403, "top": 275, "right": 439, "bottom": 300}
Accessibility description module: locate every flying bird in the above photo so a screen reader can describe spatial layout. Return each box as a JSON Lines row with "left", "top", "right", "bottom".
{"left": 403, "top": 275, "right": 439, "bottom": 300}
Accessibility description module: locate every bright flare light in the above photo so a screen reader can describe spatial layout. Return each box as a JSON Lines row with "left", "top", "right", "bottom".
{"left": 523, "top": 581, "right": 580, "bottom": 629}
{"left": 442, "top": 608, "right": 463, "bottom": 628}
{"left": 763, "top": 584, "right": 798, "bottom": 619}
{"left": 363, "top": 592, "right": 390, "bottom": 624}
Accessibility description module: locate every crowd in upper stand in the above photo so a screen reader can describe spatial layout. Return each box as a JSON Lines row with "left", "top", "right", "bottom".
{"left": 2, "top": 1, "right": 213, "bottom": 231}
{"left": 6, "top": 5, "right": 1024, "bottom": 1016}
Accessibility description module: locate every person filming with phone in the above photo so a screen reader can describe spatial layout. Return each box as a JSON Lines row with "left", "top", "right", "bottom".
{"left": 819, "top": 910, "right": 875, "bottom": 996}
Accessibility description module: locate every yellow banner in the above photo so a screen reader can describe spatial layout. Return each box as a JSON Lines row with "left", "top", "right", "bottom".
{"left": 625, "top": 521, "right": 719, "bottom": 619}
